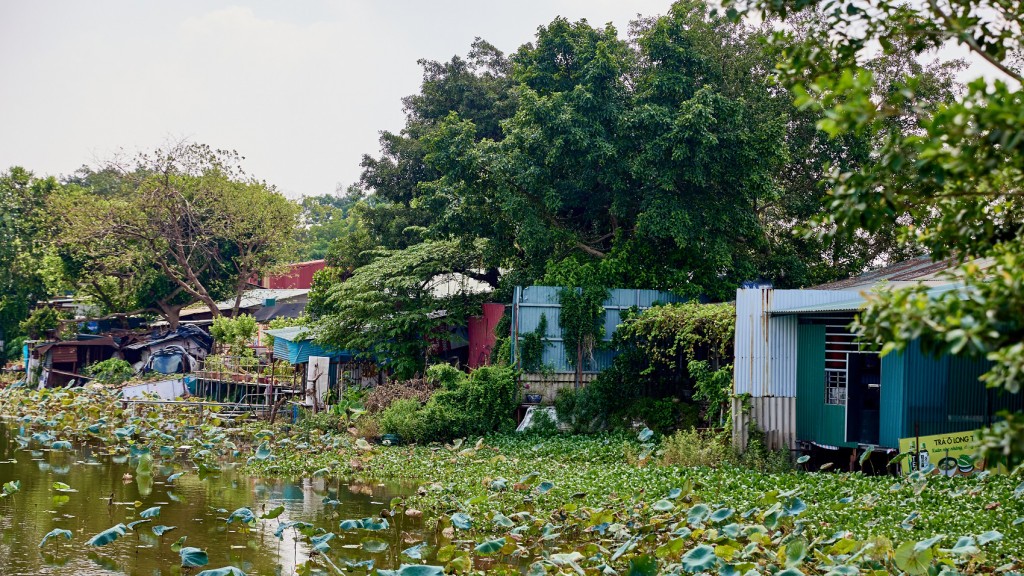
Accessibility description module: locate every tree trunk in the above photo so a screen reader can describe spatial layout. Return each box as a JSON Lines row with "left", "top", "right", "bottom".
{"left": 159, "top": 304, "right": 182, "bottom": 330}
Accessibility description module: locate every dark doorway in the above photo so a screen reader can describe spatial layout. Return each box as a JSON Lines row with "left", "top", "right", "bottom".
{"left": 846, "top": 353, "right": 881, "bottom": 445}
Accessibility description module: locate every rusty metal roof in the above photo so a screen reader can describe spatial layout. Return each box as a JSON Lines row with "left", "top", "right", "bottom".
{"left": 810, "top": 256, "right": 965, "bottom": 291}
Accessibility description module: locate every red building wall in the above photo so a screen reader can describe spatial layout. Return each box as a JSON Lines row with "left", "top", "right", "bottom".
{"left": 467, "top": 303, "right": 506, "bottom": 369}
{"left": 262, "top": 260, "right": 327, "bottom": 289}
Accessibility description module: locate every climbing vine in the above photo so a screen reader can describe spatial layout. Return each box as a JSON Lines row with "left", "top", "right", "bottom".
{"left": 616, "top": 302, "right": 735, "bottom": 373}
{"left": 558, "top": 285, "right": 609, "bottom": 370}
{"left": 519, "top": 313, "right": 549, "bottom": 372}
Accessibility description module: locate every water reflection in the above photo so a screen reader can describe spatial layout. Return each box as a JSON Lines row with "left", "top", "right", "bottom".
{"left": 0, "top": 423, "right": 429, "bottom": 575}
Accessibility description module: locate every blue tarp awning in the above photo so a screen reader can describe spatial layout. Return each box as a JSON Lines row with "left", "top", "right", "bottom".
{"left": 265, "top": 327, "right": 353, "bottom": 365}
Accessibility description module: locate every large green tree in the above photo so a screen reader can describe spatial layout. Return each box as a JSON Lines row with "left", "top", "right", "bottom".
{"left": 51, "top": 143, "right": 300, "bottom": 327}
{"left": 723, "top": 0, "right": 1024, "bottom": 455}
{"left": 0, "top": 167, "right": 58, "bottom": 360}
{"left": 311, "top": 240, "right": 490, "bottom": 378}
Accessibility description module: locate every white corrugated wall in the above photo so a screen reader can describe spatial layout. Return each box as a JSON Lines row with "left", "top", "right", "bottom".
{"left": 732, "top": 287, "right": 859, "bottom": 450}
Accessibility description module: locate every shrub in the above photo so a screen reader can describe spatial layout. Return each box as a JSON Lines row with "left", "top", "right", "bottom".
{"left": 378, "top": 365, "right": 519, "bottom": 443}
{"left": 298, "top": 411, "right": 345, "bottom": 433}
{"left": 626, "top": 397, "right": 679, "bottom": 434}
{"left": 425, "top": 363, "right": 464, "bottom": 390}
{"left": 378, "top": 398, "right": 427, "bottom": 442}
{"left": 86, "top": 358, "right": 135, "bottom": 385}
{"left": 738, "top": 429, "right": 793, "bottom": 473}
{"left": 660, "top": 428, "right": 736, "bottom": 468}
{"left": 364, "top": 378, "right": 435, "bottom": 413}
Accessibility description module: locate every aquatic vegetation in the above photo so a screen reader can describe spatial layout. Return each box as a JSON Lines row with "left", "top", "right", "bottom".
{"left": 2, "top": 386, "right": 1024, "bottom": 574}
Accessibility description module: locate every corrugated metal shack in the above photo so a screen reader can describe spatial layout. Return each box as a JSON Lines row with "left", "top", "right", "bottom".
{"left": 510, "top": 286, "right": 684, "bottom": 399}
{"left": 731, "top": 256, "right": 1020, "bottom": 457}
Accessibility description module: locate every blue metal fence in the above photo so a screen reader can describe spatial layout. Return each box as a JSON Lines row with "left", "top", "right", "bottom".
{"left": 510, "top": 286, "right": 684, "bottom": 374}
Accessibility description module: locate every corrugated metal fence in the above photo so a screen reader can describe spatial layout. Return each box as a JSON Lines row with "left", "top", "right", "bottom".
{"left": 510, "top": 286, "right": 684, "bottom": 374}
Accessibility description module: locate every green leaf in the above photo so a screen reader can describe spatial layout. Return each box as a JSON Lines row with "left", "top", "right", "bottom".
{"left": 626, "top": 554, "right": 658, "bottom": 576}
{"left": 681, "top": 544, "right": 718, "bottom": 573}
{"left": 261, "top": 505, "right": 285, "bottom": 520}
{"left": 51, "top": 481, "right": 77, "bottom": 493}
{"left": 39, "top": 528, "right": 72, "bottom": 548}
{"left": 195, "top": 569, "right": 247, "bottom": 576}
{"left": 894, "top": 540, "right": 933, "bottom": 575}
{"left": 226, "top": 507, "right": 256, "bottom": 524}
{"left": 914, "top": 535, "right": 944, "bottom": 551}
{"left": 171, "top": 535, "right": 187, "bottom": 552}
{"left": 785, "top": 537, "right": 807, "bottom": 567}
{"left": 180, "top": 546, "right": 210, "bottom": 568}
{"left": 709, "top": 507, "right": 734, "bottom": 523}
{"left": 139, "top": 506, "right": 161, "bottom": 518}
{"left": 951, "top": 536, "right": 979, "bottom": 555}
{"left": 474, "top": 538, "right": 506, "bottom": 555}
{"left": 977, "top": 530, "right": 1003, "bottom": 545}
{"left": 652, "top": 499, "right": 675, "bottom": 512}
{"left": 450, "top": 512, "right": 472, "bottom": 530}
{"left": 402, "top": 542, "right": 427, "bottom": 560}
{"left": 87, "top": 524, "right": 127, "bottom": 546}
{"left": 376, "top": 566, "right": 445, "bottom": 576}
{"left": 687, "top": 504, "right": 710, "bottom": 526}
{"left": 255, "top": 442, "right": 272, "bottom": 460}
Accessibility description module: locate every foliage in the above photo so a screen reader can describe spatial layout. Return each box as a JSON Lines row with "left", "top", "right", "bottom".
{"left": 558, "top": 286, "right": 609, "bottom": 371}
{"left": 298, "top": 411, "right": 346, "bottom": 434}
{"left": 378, "top": 398, "right": 427, "bottom": 443}
{"left": 86, "top": 358, "right": 135, "bottom": 385}
{"left": 364, "top": 377, "right": 436, "bottom": 413}
{"left": 48, "top": 143, "right": 299, "bottom": 327}
{"left": 311, "top": 240, "right": 490, "bottom": 378}
{"left": 353, "top": 4, "right": 960, "bottom": 302}
{"left": 18, "top": 306, "right": 65, "bottom": 339}
{"left": 210, "top": 314, "right": 258, "bottom": 356}
{"left": 295, "top": 185, "right": 365, "bottom": 261}
{"left": 524, "top": 408, "right": 561, "bottom": 437}
{"left": 517, "top": 313, "right": 548, "bottom": 372}
{"left": 490, "top": 312, "right": 512, "bottom": 366}
{"left": 557, "top": 302, "right": 735, "bottom": 432}
{"left": 0, "top": 167, "right": 57, "bottom": 360}
{"left": 378, "top": 365, "right": 519, "bottom": 443}
{"left": 660, "top": 428, "right": 736, "bottom": 468}
{"left": 723, "top": 0, "right": 1024, "bottom": 456}
{"left": 3, "top": 386, "right": 1024, "bottom": 573}
{"left": 688, "top": 360, "right": 733, "bottom": 426}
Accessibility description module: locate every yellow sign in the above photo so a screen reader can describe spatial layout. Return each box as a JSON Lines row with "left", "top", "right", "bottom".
{"left": 898, "top": 430, "right": 984, "bottom": 476}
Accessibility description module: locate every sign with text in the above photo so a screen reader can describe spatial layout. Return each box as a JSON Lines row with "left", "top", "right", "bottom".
{"left": 898, "top": 430, "right": 984, "bottom": 476}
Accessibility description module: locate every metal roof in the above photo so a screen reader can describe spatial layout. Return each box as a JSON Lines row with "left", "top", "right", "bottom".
{"left": 771, "top": 283, "right": 963, "bottom": 315}
{"left": 809, "top": 255, "right": 992, "bottom": 291}
{"left": 264, "top": 326, "right": 313, "bottom": 343}
{"left": 177, "top": 289, "right": 309, "bottom": 318}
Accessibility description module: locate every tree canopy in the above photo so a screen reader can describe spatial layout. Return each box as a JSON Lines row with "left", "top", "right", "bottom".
{"left": 722, "top": 0, "right": 1024, "bottom": 455}
{"left": 48, "top": 143, "right": 299, "bottom": 329}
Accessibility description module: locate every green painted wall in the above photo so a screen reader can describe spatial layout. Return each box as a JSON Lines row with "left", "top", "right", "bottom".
{"left": 796, "top": 324, "right": 856, "bottom": 448}
{"left": 879, "top": 351, "right": 906, "bottom": 448}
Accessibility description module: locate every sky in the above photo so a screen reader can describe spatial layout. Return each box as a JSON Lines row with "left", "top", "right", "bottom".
{"left": 0, "top": 1, "right": 677, "bottom": 199}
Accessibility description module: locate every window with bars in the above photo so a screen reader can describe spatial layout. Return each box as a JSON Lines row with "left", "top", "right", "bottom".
{"left": 823, "top": 320, "right": 873, "bottom": 406}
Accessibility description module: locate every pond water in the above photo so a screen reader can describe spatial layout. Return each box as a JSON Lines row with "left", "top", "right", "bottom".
{"left": 0, "top": 423, "right": 431, "bottom": 575}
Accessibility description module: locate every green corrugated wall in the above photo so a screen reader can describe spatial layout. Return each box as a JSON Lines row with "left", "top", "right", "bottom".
{"left": 879, "top": 351, "right": 906, "bottom": 449}
{"left": 796, "top": 324, "right": 856, "bottom": 448}
{"left": 878, "top": 343, "right": 1022, "bottom": 446}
